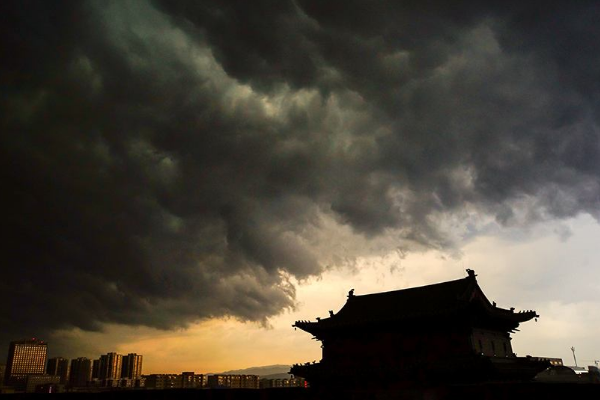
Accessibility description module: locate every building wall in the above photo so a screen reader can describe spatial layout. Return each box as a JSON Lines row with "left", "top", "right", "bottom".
{"left": 98, "top": 353, "right": 122, "bottom": 380}
{"left": 115, "top": 377, "right": 145, "bottom": 388}
{"left": 34, "top": 383, "right": 62, "bottom": 393}
{"left": 69, "top": 358, "right": 92, "bottom": 387}
{"left": 181, "top": 372, "right": 205, "bottom": 388}
{"left": 323, "top": 329, "right": 473, "bottom": 369}
{"left": 260, "top": 377, "right": 306, "bottom": 388}
{"left": 4, "top": 339, "right": 48, "bottom": 389}
{"left": 533, "top": 357, "right": 563, "bottom": 366}
{"left": 25, "top": 374, "right": 59, "bottom": 393}
{"left": 207, "top": 375, "right": 259, "bottom": 389}
{"left": 144, "top": 374, "right": 185, "bottom": 389}
{"left": 47, "top": 357, "right": 70, "bottom": 384}
{"left": 121, "top": 354, "right": 143, "bottom": 379}
{"left": 471, "top": 328, "right": 513, "bottom": 357}
{"left": 91, "top": 359, "right": 100, "bottom": 379}
{"left": 144, "top": 373, "right": 205, "bottom": 389}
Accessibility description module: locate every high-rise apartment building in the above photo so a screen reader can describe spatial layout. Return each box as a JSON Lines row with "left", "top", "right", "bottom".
{"left": 91, "top": 359, "right": 100, "bottom": 380}
{"left": 69, "top": 358, "right": 92, "bottom": 387}
{"left": 121, "top": 353, "right": 143, "bottom": 379}
{"left": 4, "top": 339, "right": 47, "bottom": 389}
{"left": 46, "top": 357, "right": 70, "bottom": 384}
{"left": 98, "top": 353, "right": 122, "bottom": 380}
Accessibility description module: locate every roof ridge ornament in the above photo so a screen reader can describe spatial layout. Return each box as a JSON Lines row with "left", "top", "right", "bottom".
{"left": 466, "top": 269, "right": 477, "bottom": 278}
{"left": 348, "top": 289, "right": 355, "bottom": 299}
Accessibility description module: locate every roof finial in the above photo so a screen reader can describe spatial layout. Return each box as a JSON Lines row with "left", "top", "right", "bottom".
{"left": 348, "top": 289, "right": 355, "bottom": 298}
{"left": 466, "top": 269, "right": 476, "bottom": 278}
{"left": 329, "top": 310, "right": 334, "bottom": 317}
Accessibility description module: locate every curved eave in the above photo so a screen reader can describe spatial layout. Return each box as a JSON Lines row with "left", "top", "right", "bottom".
{"left": 491, "top": 309, "right": 539, "bottom": 323}
{"left": 470, "top": 282, "right": 539, "bottom": 324}
{"left": 294, "top": 309, "right": 539, "bottom": 336}
{"left": 293, "top": 321, "right": 323, "bottom": 336}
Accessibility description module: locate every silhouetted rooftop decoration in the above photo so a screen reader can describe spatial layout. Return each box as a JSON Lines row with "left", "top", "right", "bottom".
{"left": 291, "top": 269, "right": 548, "bottom": 388}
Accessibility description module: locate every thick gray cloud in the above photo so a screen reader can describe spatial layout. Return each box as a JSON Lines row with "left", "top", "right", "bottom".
{"left": 1, "top": 0, "right": 600, "bottom": 349}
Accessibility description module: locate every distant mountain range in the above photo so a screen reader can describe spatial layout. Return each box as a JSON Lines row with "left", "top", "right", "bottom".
{"left": 219, "top": 364, "right": 291, "bottom": 377}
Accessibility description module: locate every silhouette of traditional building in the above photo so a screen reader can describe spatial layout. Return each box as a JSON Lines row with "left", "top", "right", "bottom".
{"left": 4, "top": 339, "right": 47, "bottom": 390}
{"left": 291, "top": 270, "right": 549, "bottom": 388}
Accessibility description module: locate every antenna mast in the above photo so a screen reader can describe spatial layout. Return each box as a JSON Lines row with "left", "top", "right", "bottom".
{"left": 571, "top": 346, "right": 577, "bottom": 367}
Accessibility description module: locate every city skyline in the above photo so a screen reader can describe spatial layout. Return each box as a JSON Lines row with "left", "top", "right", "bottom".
{"left": 4, "top": 240, "right": 599, "bottom": 375}
{"left": 2, "top": 1, "right": 600, "bottom": 374}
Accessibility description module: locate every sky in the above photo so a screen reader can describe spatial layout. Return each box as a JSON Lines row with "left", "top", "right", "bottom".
{"left": 1, "top": 0, "right": 599, "bottom": 373}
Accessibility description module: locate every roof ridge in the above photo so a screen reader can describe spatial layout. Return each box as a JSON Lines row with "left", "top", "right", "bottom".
{"left": 352, "top": 276, "right": 470, "bottom": 298}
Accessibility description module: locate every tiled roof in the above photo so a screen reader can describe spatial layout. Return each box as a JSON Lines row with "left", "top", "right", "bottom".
{"left": 294, "top": 270, "right": 538, "bottom": 334}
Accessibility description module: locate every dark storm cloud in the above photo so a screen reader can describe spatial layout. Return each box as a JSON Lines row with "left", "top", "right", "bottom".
{"left": 2, "top": 0, "right": 600, "bottom": 344}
